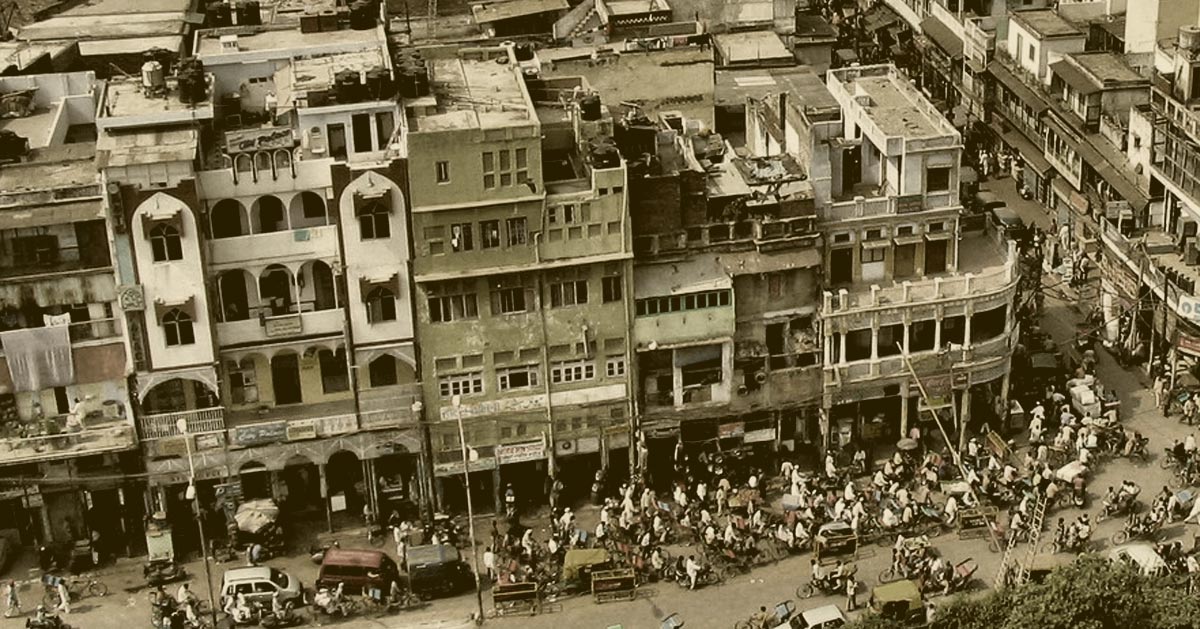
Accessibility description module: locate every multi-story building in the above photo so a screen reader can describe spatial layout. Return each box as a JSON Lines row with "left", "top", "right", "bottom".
{"left": 0, "top": 71, "right": 142, "bottom": 557}
{"left": 406, "top": 45, "right": 634, "bottom": 512}
{"left": 96, "top": 15, "right": 425, "bottom": 551}
{"left": 816, "top": 65, "right": 1021, "bottom": 448}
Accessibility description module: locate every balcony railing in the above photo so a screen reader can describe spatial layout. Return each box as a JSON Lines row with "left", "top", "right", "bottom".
{"left": 822, "top": 192, "right": 959, "bottom": 222}
{"left": 139, "top": 407, "right": 227, "bottom": 440}
{"left": 824, "top": 264, "right": 1016, "bottom": 313}
{"left": 0, "top": 424, "right": 136, "bottom": 464}
{"left": 633, "top": 215, "right": 817, "bottom": 258}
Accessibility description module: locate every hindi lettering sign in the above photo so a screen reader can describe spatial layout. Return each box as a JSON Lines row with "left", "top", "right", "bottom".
{"left": 234, "top": 421, "right": 288, "bottom": 447}
{"left": 496, "top": 440, "right": 546, "bottom": 464}
{"left": 1179, "top": 333, "right": 1200, "bottom": 358}
{"left": 287, "top": 420, "right": 318, "bottom": 441}
{"left": 434, "top": 457, "right": 497, "bottom": 476}
{"left": 264, "top": 314, "right": 303, "bottom": 338}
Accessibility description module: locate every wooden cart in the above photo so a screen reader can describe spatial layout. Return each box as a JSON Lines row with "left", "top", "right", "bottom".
{"left": 591, "top": 567, "right": 637, "bottom": 603}
{"left": 956, "top": 507, "right": 998, "bottom": 540}
{"left": 492, "top": 582, "right": 540, "bottom": 616}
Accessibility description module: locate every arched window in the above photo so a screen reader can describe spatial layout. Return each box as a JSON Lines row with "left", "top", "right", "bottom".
{"left": 366, "top": 287, "right": 396, "bottom": 323}
{"left": 162, "top": 309, "right": 195, "bottom": 346}
{"left": 149, "top": 224, "right": 183, "bottom": 262}
{"left": 368, "top": 354, "right": 398, "bottom": 387}
{"left": 358, "top": 202, "right": 390, "bottom": 240}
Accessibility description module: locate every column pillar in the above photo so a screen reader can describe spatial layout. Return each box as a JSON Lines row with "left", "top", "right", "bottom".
{"left": 964, "top": 308, "right": 973, "bottom": 348}
{"left": 934, "top": 316, "right": 942, "bottom": 350}
{"left": 318, "top": 463, "right": 333, "bottom": 533}
{"left": 900, "top": 386, "right": 910, "bottom": 437}
{"left": 958, "top": 388, "right": 972, "bottom": 452}
{"left": 870, "top": 325, "right": 880, "bottom": 361}
{"left": 492, "top": 467, "right": 503, "bottom": 515}
{"left": 839, "top": 332, "right": 847, "bottom": 364}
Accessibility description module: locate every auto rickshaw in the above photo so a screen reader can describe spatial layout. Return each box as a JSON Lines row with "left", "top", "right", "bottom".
{"left": 813, "top": 521, "right": 858, "bottom": 565}
{"left": 143, "top": 511, "right": 187, "bottom": 586}
{"left": 405, "top": 544, "right": 475, "bottom": 599}
{"left": 1025, "top": 553, "right": 1073, "bottom": 584}
{"left": 543, "top": 548, "right": 612, "bottom": 599}
{"left": 870, "top": 579, "right": 924, "bottom": 625}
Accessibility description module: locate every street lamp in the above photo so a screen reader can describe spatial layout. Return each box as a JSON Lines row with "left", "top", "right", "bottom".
{"left": 451, "top": 396, "right": 486, "bottom": 623}
{"left": 176, "top": 418, "right": 219, "bottom": 626}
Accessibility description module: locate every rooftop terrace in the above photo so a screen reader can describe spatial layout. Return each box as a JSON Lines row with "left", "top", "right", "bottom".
{"left": 828, "top": 65, "right": 958, "bottom": 140}
{"left": 1011, "top": 9, "right": 1081, "bottom": 39}
{"left": 408, "top": 48, "right": 535, "bottom": 132}
{"left": 194, "top": 25, "right": 382, "bottom": 59}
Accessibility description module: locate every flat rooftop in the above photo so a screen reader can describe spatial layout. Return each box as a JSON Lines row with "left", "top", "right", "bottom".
{"left": 1011, "top": 10, "right": 1081, "bottom": 39}
{"left": 1070, "top": 52, "right": 1145, "bottom": 84}
{"left": 101, "top": 79, "right": 208, "bottom": 119}
{"left": 715, "top": 67, "right": 838, "bottom": 113}
{"left": 277, "top": 49, "right": 389, "bottom": 104}
{"left": 601, "top": 0, "right": 671, "bottom": 15}
{"left": 195, "top": 25, "right": 381, "bottom": 57}
{"left": 473, "top": 0, "right": 569, "bottom": 23}
{"left": 713, "top": 31, "right": 793, "bottom": 63}
{"left": 409, "top": 51, "right": 535, "bottom": 132}
{"left": 17, "top": 13, "right": 186, "bottom": 41}
{"left": 540, "top": 46, "right": 714, "bottom": 125}
{"left": 57, "top": 0, "right": 191, "bottom": 16}
{"left": 0, "top": 42, "right": 73, "bottom": 73}
{"left": 96, "top": 128, "right": 198, "bottom": 168}
{"left": 831, "top": 66, "right": 957, "bottom": 139}
{"left": 0, "top": 144, "right": 97, "bottom": 192}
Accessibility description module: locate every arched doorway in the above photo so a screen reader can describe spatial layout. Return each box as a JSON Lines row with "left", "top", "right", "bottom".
{"left": 299, "top": 260, "right": 336, "bottom": 311}
{"left": 252, "top": 196, "right": 287, "bottom": 233}
{"left": 289, "top": 191, "right": 327, "bottom": 228}
{"left": 270, "top": 352, "right": 302, "bottom": 405}
{"left": 239, "top": 461, "right": 271, "bottom": 499}
{"left": 210, "top": 199, "right": 247, "bottom": 238}
{"left": 280, "top": 455, "right": 321, "bottom": 513}
{"left": 218, "top": 269, "right": 258, "bottom": 321}
{"left": 327, "top": 451, "right": 364, "bottom": 526}
{"left": 259, "top": 264, "right": 295, "bottom": 315}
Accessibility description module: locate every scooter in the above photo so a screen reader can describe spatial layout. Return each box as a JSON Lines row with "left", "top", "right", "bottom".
{"left": 260, "top": 608, "right": 305, "bottom": 629}
{"left": 26, "top": 615, "right": 69, "bottom": 629}
{"left": 144, "top": 560, "right": 188, "bottom": 587}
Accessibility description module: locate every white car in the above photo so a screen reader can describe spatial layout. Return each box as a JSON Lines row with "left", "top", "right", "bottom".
{"left": 772, "top": 604, "right": 847, "bottom": 629}
{"left": 1108, "top": 543, "right": 1169, "bottom": 577}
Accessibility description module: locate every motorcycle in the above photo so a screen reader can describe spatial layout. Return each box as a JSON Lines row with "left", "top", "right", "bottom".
{"left": 796, "top": 572, "right": 852, "bottom": 599}
{"left": 27, "top": 615, "right": 69, "bottom": 629}
{"left": 1044, "top": 526, "right": 1090, "bottom": 554}
{"left": 144, "top": 560, "right": 188, "bottom": 587}
{"left": 1071, "top": 478, "right": 1087, "bottom": 509}
{"left": 309, "top": 541, "right": 339, "bottom": 565}
{"left": 1111, "top": 516, "right": 1164, "bottom": 545}
{"left": 1096, "top": 495, "right": 1138, "bottom": 523}
{"left": 672, "top": 563, "right": 720, "bottom": 590}
{"left": 260, "top": 608, "right": 305, "bottom": 629}
{"left": 1124, "top": 436, "right": 1149, "bottom": 463}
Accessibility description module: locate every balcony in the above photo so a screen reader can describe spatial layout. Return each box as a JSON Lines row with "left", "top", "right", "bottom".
{"left": 823, "top": 191, "right": 959, "bottom": 222}
{"left": 197, "top": 155, "right": 335, "bottom": 199}
{"left": 633, "top": 216, "right": 818, "bottom": 259}
{"left": 0, "top": 423, "right": 136, "bottom": 465}
{"left": 634, "top": 307, "right": 736, "bottom": 348}
{"left": 208, "top": 225, "right": 339, "bottom": 267}
{"left": 139, "top": 407, "right": 226, "bottom": 440}
{"left": 216, "top": 308, "right": 344, "bottom": 346}
{"left": 823, "top": 232, "right": 1017, "bottom": 316}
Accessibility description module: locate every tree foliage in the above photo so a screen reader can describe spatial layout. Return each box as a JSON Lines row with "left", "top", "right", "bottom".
{"left": 845, "top": 556, "right": 1200, "bottom": 629}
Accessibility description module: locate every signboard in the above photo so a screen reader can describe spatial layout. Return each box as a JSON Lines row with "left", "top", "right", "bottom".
{"left": 319, "top": 414, "right": 357, "bottom": 436}
{"left": 743, "top": 428, "right": 776, "bottom": 443}
{"left": 264, "top": 314, "right": 303, "bottom": 338}
{"left": 234, "top": 421, "right": 288, "bottom": 447}
{"left": 287, "top": 420, "right": 318, "bottom": 441}
{"left": 1179, "top": 333, "right": 1200, "bottom": 358}
{"left": 225, "top": 127, "right": 296, "bottom": 154}
{"left": 439, "top": 394, "right": 547, "bottom": 421}
{"left": 1178, "top": 294, "right": 1200, "bottom": 326}
{"left": 952, "top": 371, "right": 970, "bottom": 390}
{"left": 195, "top": 432, "right": 224, "bottom": 451}
{"left": 1105, "top": 200, "right": 1131, "bottom": 220}
{"left": 576, "top": 437, "right": 601, "bottom": 454}
{"left": 434, "top": 457, "right": 497, "bottom": 477}
{"left": 896, "top": 194, "right": 924, "bottom": 214}
{"left": 718, "top": 421, "right": 745, "bottom": 439}
{"left": 153, "top": 436, "right": 190, "bottom": 458}
{"left": 496, "top": 440, "right": 546, "bottom": 464}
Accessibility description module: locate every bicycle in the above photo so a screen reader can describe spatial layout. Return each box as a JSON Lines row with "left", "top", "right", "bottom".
{"left": 43, "top": 575, "right": 107, "bottom": 607}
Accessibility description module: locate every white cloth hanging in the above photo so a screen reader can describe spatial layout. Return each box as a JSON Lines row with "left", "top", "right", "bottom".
{"left": 0, "top": 326, "right": 74, "bottom": 392}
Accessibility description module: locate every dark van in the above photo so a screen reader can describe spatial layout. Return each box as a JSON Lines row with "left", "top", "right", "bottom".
{"left": 316, "top": 548, "right": 400, "bottom": 595}
{"left": 406, "top": 544, "right": 474, "bottom": 599}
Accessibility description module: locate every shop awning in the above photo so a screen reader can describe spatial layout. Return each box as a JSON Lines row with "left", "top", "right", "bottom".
{"left": 920, "top": 17, "right": 963, "bottom": 59}
{"left": 1049, "top": 60, "right": 1101, "bottom": 96}
{"left": 988, "top": 119, "right": 1054, "bottom": 176}
{"left": 987, "top": 61, "right": 1048, "bottom": 113}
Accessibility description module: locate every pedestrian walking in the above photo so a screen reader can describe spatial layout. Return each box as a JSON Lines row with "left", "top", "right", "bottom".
{"left": 845, "top": 577, "right": 857, "bottom": 611}
{"left": 483, "top": 547, "right": 496, "bottom": 582}
{"left": 55, "top": 580, "right": 69, "bottom": 615}
{"left": 4, "top": 580, "right": 19, "bottom": 618}
{"left": 1154, "top": 376, "right": 1166, "bottom": 412}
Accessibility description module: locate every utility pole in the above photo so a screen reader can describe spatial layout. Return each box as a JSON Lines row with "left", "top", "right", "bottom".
{"left": 177, "top": 419, "right": 219, "bottom": 628}
{"left": 452, "top": 397, "right": 486, "bottom": 624}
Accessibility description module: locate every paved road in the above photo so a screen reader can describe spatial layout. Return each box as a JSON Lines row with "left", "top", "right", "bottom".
{"left": 18, "top": 178, "right": 1194, "bottom": 629}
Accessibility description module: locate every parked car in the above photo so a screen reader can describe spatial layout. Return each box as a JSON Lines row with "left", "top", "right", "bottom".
{"left": 405, "top": 544, "right": 474, "bottom": 600}
{"left": 220, "top": 566, "right": 304, "bottom": 608}
{"left": 316, "top": 548, "right": 400, "bottom": 596}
